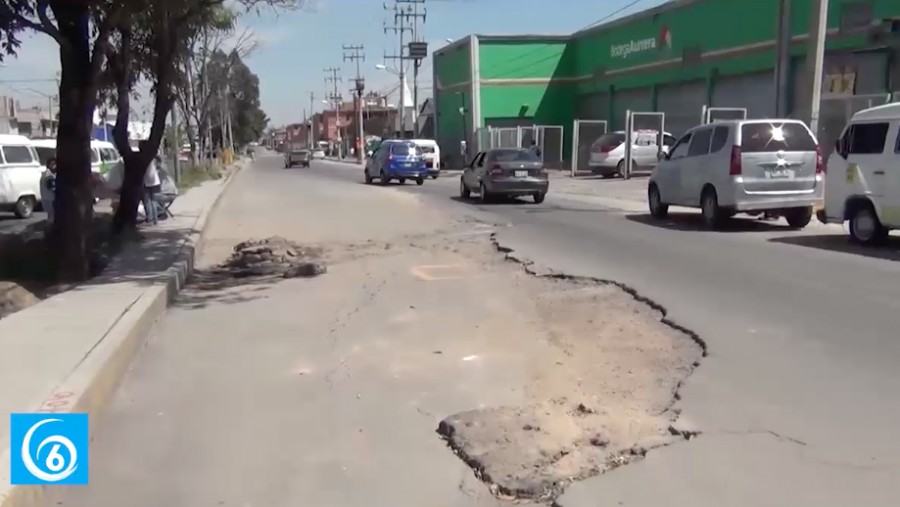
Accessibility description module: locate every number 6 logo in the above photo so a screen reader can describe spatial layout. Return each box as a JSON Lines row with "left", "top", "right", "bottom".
{"left": 20, "top": 419, "right": 79, "bottom": 482}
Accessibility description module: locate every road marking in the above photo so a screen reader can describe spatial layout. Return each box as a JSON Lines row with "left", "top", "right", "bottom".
{"left": 410, "top": 264, "right": 467, "bottom": 281}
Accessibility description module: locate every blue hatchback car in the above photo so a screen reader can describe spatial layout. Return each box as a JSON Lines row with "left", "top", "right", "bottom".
{"left": 364, "top": 140, "right": 428, "bottom": 185}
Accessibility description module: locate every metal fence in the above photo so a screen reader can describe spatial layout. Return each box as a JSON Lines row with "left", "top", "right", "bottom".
{"left": 570, "top": 120, "right": 608, "bottom": 176}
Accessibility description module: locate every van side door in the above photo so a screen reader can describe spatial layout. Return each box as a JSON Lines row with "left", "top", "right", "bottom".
{"left": 881, "top": 123, "right": 900, "bottom": 227}
{"left": 680, "top": 126, "right": 714, "bottom": 206}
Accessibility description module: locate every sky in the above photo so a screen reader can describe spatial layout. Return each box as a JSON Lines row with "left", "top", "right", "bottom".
{"left": 0, "top": 0, "right": 667, "bottom": 127}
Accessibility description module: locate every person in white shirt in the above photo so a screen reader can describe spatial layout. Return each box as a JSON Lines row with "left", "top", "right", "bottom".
{"left": 140, "top": 141, "right": 161, "bottom": 225}
{"left": 39, "top": 157, "right": 57, "bottom": 224}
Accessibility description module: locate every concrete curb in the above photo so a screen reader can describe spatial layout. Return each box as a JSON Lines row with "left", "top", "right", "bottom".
{"left": 0, "top": 160, "right": 247, "bottom": 507}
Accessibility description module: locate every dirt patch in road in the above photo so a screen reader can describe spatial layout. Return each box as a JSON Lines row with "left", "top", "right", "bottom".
{"left": 437, "top": 236, "right": 705, "bottom": 502}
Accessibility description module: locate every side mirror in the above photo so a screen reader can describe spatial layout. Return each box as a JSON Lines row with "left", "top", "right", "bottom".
{"left": 366, "top": 150, "right": 373, "bottom": 158}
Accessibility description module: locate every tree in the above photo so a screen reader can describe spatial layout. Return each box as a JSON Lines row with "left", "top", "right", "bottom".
{"left": 0, "top": 0, "right": 125, "bottom": 281}
{"left": 207, "top": 50, "right": 268, "bottom": 149}
{"left": 102, "top": 0, "right": 298, "bottom": 233}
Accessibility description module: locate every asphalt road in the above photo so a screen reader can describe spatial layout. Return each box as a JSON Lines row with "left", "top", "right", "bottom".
{"left": 58, "top": 155, "right": 900, "bottom": 506}
{"left": 309, "top": 160, "right": 900, "bottom": 505}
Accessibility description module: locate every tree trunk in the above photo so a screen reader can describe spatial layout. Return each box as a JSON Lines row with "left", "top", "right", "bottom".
{"left": 51, "top": 1, "right": 97, "bottom": 282}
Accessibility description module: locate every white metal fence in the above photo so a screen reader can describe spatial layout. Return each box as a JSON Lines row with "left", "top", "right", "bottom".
{"left": 570, "top": 119, "right": 608, "bottom": 176}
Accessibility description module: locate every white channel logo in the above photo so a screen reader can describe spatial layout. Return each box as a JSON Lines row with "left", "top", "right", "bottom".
{"left": 20, "top": 418, "right": 79, "bottom": 482}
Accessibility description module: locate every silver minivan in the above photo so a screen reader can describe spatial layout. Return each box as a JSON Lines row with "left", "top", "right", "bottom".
{"left": 648, "top": 119, "right": 824, "bottom": 229}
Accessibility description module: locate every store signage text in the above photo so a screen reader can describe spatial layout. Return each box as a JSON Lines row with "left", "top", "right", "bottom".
{"left": 610, "top": 38, "right": 657, "bottom": 59}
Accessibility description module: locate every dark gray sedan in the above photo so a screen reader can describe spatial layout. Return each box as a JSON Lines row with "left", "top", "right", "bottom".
{"left": 459, "top": 148, "right": 549, "bottom": 203}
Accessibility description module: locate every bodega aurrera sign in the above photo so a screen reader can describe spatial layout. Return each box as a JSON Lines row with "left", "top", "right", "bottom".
{"left": 610, "top": 27, "right": 672, "bottom": 59}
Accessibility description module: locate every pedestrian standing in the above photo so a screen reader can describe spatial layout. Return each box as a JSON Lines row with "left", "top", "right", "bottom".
{"left": 140, "top": 141, "right": 161, "bottom": 225}
{"left": 40, "top": 157, "right": 58, "bottom": 224}
{"left": 529, "top": 140, "right": 542, "bottom": 159}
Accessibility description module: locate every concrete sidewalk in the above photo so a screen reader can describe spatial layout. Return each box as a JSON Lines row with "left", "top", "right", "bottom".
{"left": 0, "top": 162, "right": 245, "bottom": 507}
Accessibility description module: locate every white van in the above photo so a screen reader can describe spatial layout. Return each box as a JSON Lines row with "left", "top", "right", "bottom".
{"left": 823, "top": 102, "right": 900, "bottom": 245}
{"left": 409, "top": 139, "right": 441, "bottom": 179}
{"left": 30, "top": 138, "right": 122, "bottom": 175}
{"left": 0, "top": 134, "right": 43, "bottom": 218}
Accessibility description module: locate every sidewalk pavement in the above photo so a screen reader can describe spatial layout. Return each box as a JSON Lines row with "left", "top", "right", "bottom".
{"left": 0, "top": 160, "right": 246, "bottom": 507}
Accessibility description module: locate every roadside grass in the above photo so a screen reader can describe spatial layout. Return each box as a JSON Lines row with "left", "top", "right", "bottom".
{"left": 177, "top": 162, "right": 223, "bottom": 190}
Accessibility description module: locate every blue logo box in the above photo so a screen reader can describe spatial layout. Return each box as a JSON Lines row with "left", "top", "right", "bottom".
{"left": 10, "top": 413, "right": 88, "bottom": 485}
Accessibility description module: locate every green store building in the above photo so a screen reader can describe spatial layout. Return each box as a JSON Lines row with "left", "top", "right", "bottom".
{"left": 432, "top": 0, "right": 900, "bottom": 170}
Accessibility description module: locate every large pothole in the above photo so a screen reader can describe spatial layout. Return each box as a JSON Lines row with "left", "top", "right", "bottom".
{"left": 437, "top": 237, "right": 706, "bottom": 502}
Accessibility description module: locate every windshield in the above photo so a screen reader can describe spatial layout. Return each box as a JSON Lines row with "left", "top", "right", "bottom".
{"left": 493, "top": 149, "right": 540, "bottom": 162}
{"left": 741, "top": 123, "right": 817, "bottom": 152}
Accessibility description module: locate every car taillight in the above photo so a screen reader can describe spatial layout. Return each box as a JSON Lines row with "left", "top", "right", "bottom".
{"left": 489, "top": 164, "right": 503, "bottom": 175}
{"left": 815, "top": 145, "right": 825, "bottom": 174}
{"left": 729, "top": 146, "right": 742, "bottom": 175}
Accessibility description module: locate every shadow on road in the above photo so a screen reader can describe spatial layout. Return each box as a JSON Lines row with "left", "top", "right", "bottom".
{"left": 769, "top": 234, "right": 900, "bottom": 262}
{"left": 625, "top": 212, "right": 795, "bottom": 233}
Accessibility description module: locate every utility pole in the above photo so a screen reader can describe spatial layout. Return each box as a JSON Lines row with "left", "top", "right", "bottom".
{"left": 324, "top": 67, "right": 342, "bottom": 158}
{"left": 383, "top": 1, "right": 417, "bottom": 139}
{"left": 802, "top": 0, "right": 828, "bottom": 135}
{"left": 774, "top": 0, "right": 792, "bottom": 118}
{"left": 343, "top": 44, "right": 366, "bottom": 164}
{"left": 397, "top": 0, "right": 426, "bottom": 136}
{"left": 308, "top": 91, "right": 315, "bottom": 147}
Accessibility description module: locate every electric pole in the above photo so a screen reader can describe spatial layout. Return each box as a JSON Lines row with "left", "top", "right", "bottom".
{"left": 397, "top": 0, "right": 426, "bottom": 136}
{"left": 384, "top": 1, "right": 421, "bottom": 139}
{"left": 324, "top": 67, "right": 342, "bottom": 158}
{"left": 343, "top": 44, "right": 366, "bottom": 164}
{"left": 308, "top": 91, "right": 315, "bottom": 147}
{"left": 802, "top": 0, "right": 828, "bottom": 135}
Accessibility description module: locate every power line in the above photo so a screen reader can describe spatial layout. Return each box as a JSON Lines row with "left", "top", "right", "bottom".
{"left": 383, "top": 0, "right": 426, "bottom": 138}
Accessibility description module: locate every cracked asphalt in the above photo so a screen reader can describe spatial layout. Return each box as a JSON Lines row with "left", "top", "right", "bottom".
{"left": 53, "top": 154, "right": 900, "bottom": 506}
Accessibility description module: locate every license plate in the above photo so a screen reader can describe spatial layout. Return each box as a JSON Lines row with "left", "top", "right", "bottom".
{"left": 515, "top": 170, "right": 528, "bottom": 178}
{"left": 766, "top": 169, "right": 793, "bottom": 179}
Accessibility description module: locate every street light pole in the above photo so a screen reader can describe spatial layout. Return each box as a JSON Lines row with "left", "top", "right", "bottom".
{"left": 802, "top": 0, "right": 828, "bottom": 134}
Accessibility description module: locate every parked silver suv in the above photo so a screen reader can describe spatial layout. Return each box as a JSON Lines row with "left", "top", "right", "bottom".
{"left": 648, "top": 119, "right": 824, "bottom": 229}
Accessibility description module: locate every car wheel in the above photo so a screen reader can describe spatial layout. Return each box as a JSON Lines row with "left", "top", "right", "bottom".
{"left": 701, "top": 187, "right": 722, "bottom": 230}
{"left": 849, "top": 204, "right": 888, "bottom": 246}
{"left": 364, "top": 170, "right": 373, "bottom": 184}
{"left": 431, "top": 174, "right": 438, "bottom": 180}
{"left": 459, "top": 178, "right": 471, "bottom": 199}
{"left": 416, "top": 177, "right": 424, "bottom": 186}
{"left": 14, "top": 196, "right": 35, "bottom": 219}
{"left": 380, "top": 170, "right": 389, "bottom": 186}
{"left": 784, "top": 206, "right": 813, "bottom": 229}
{"left": 617, "top": 160, "right": 628, "bottom": 179}
{"left": 480, "top": 182, "right": 491, "bottom": 203}
{"left": 533, "top": 192, "right": 545, "bottom": 204}
{"left": 648, "top": 183, "right": 668, "bottom": 219}
{"left": 399, "top": 178, "right": 406, "bottom": 184}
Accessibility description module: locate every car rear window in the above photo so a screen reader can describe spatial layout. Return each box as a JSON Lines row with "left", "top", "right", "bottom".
{"left": 390, "top": 143, "right": 423, "bottom": 156}
{"left": 34, "top": 146, "right": 56, "bottom": 165}
{"left": 741, "top": 123, "right": 817, "bottom": 152}
{"left": 417, "top": 145, "right": 436, "bottom": 154}
{"left": 593, "top": 133, "right": 625, "bottom": 147}
{"left": 492, "top": 149, "right": 540, "bottom": 162}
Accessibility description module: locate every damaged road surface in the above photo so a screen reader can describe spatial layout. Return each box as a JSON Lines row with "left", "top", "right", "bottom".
{"left": 437, "top": 275, "right": 704, "bottom": 501}
{"left": 54, "top": 156, "right": 706, "bottom": 507}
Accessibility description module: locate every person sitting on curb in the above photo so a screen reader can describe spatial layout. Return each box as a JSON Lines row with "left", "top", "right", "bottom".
{"left": 39, "top": 157, "right": 57, "bottom": 225}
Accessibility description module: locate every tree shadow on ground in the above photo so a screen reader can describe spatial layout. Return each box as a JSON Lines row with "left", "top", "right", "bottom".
{"left": 626, "top": 212, "right": 794, "bottom": 233}
{"left": 768, "top": 233, "right": 900, "bottom": 262}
